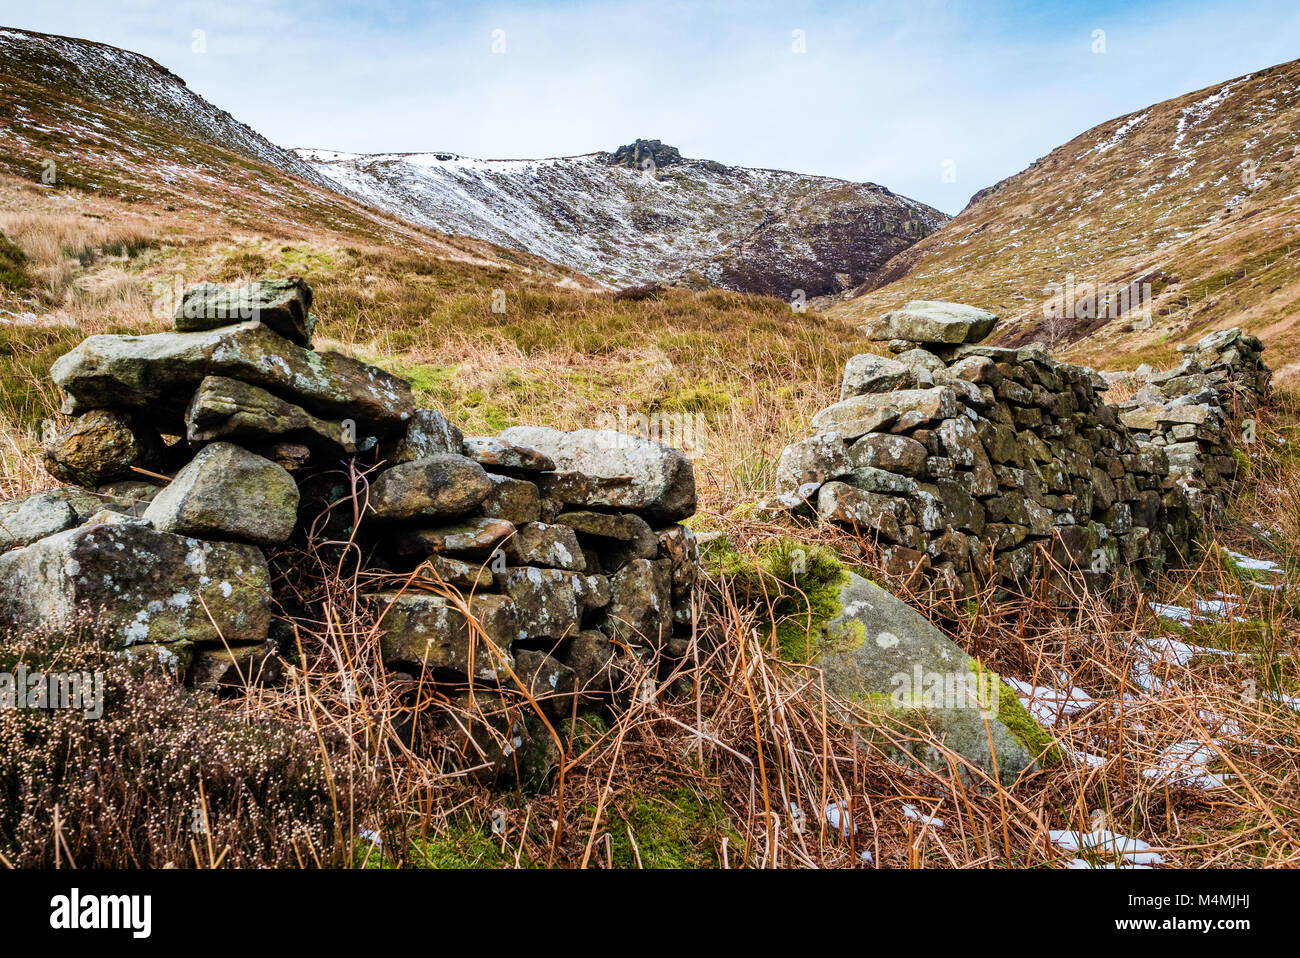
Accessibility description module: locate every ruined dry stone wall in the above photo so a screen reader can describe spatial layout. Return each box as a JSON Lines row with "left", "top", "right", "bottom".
{"left": 771, "top": 301, "right": 1271, "bottom": 595}
{"left": 0, "top": 278, "right": 700, "bottom": 781}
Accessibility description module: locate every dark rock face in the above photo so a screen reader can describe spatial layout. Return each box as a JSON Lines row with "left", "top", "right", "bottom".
{"left": 687, "top": 188, "right": 946, "bottom": 298}
{"left": 606, "top": 138, "right": 682, "bottom": 171}
{"left": 301, "top": 140, "right": 946, "bottom": 298}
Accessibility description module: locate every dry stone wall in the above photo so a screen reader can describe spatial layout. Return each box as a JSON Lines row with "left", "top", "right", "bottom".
{"left": 771, "top": 301, "right": 1270, "bottom": 595}
{"left": 0, "top": 279, "right": 700, "bottom": 776}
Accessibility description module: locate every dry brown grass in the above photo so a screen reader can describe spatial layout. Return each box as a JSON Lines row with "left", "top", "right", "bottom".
{"left": 1, "top": 167, "right": 1296, "bottom": 868}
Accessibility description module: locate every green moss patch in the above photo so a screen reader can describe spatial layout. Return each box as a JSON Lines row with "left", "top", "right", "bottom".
{"left": 703, "top": 536, "right": 851, "bottom": 662}
{"left": 975, "top": 661, "right": 1063, "bottom": 767}
{"left": 598, "top": 787, "right": 733, "bottom": 869}
{"left": 358, "top": 818, "right": 510, "bottom": 869}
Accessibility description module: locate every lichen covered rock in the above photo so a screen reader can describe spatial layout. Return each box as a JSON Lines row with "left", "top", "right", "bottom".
{"left": 0, "top": 522, "right": 271, "bottom": 646}
{"left": 43, "top": 408, "right": 165, "bottom": 486}
{"left": 144, "top": 442, "right": 299, "bottom": 546}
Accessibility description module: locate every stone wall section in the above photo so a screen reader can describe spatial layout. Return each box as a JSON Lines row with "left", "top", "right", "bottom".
{"left": 771, "top": 301, "right": 1270, "bottom": 594}
{"left": 0, "top": 279, "right": 700, "bottom": 740}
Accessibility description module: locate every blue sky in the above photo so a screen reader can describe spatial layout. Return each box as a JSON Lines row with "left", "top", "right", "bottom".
{"left": 3, "top": 0, "right": 1299, "bottom": 213}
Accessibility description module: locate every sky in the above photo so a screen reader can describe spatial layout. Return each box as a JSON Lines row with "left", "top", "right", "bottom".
{"left": 3, "top": 0, "right": 1299, "bottom": 214}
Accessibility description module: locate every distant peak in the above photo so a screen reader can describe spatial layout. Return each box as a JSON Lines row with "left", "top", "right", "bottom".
{"left": 607, "top": 139, "right": 682, "bottom": 170}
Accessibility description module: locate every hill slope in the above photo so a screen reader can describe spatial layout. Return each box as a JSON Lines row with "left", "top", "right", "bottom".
{"left": 831, "top": 59, "right": 1300, "bottom": 381}
{"left": 298, "top": 139, "right": 948, "bottom": 295}
{"left": 0, "top": 24, "right": 567, "bottom": 269}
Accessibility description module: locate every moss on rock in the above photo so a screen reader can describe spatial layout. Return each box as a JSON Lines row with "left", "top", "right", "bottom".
{"left": 702, "top": 535, "right": 851, "bottom": 662}
{"left": 974, "top": 660, "right": 1063, "bottom": 767}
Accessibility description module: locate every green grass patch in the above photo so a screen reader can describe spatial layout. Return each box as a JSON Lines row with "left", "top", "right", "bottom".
{"left": 0, "top": 231, "right": 32, "bottom": 291}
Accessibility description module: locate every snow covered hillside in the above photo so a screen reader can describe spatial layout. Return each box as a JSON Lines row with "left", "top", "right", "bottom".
{"left": 297, "top": 140, "right": 948, "bottom": 295}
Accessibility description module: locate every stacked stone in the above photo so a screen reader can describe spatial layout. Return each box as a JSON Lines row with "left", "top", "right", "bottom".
{"left": 1113, "top": 328, "right": 1270, "bottom": 514}
{"left": 1176, "top": 327, "right": 1270, "bottom": 413}
{"left": 770, "top": 301, "right": 1203, "bottom": 594}
{"left": 354, "top": 421, "right": 699, "bottom": 721}
{"left": 0, "top": 280, "right": 700, "bottom": 730}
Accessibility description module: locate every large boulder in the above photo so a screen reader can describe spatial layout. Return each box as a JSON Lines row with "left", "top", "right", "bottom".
{"left": 0, "top": 521, "right": 271, "bottom": 645}
{"left": 368, "top": 453, "right": 493, "bottom": 522}
{"left": 43, "top": 408, "right": 165, "bottom": 486}
{"left": 50, "top": 321, "right": 414, "bottom": 435}
{"left": 866, "top": 301, "right": 998, "bottom": 345}
{"left": 143, "top": 442, "right": 299, "bottom": 546}
{"left": 811, "top": 573, "right": 1044, "bottom": 785}
{"left": 185, "top": 376, "right": 354, "bottom": 452}
{"left": 174, "top": 278, "right": 315, "bottom": 347}
{"left": 497, "top": 426, "right": 696, "bottom": 523}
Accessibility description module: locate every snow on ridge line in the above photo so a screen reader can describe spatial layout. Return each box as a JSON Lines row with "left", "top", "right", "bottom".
{"left": 297, "top": 143, "right": 947, "bottom": 289}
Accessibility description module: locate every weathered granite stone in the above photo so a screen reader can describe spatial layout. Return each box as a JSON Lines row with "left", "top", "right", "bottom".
{"left": 462, "top": 437, "right": 555, "bottom": 472}
{"left": 867, "top": 301, "right": 998, "bottom": 345}
{"left": 813, "top": 573, "right": 1038, "bottom": 785}
{"left": 144, "top": 442, "right": 299, "bottom": 546}
{"left": 393, "top": 517, "right": 516, "bottom": 557}
{"left": 186, "top": 375, "right": 354, "bottom": 452}
{"left": 43, "top": 408, "right": 165, "bottom": 486}
{"left": 419, "top": 554, "right": 496, "bottom": 591}
{"left": 362, "top": 591, "right": 516, "bottom": 681}
{"left": 382, "top": 409, "right": 464, "bottom": 465}
{"left": 847, "top": 433, "right": 928, "bottom": 477}
{"left": 776, "top": 434, "right": 851, "bottom": 491}
{"left": 840, "top": 353, "right": 915, "bottom": 399}
{"left": 606, "top": 558, "right": 672, "bottom": 647}
{"left": 0, "top": 523, "right": 270, "bottom": 645}
{"left": 174, "top": 278, "right": 316, "bottom": 346}
{"left": 811, "top": 388, "right": 957, "bottom": 439}
{"left": 51, "top": 322, "right": 414, "bottom": 435}
{"left": 369, "top": 453, "right": 493, "bottom": 522}
{"left": 478, "top": 474, "right": 541, "bottom": 525}
{"left": 0, "top": 490, "right": 80, "bottom": 551}
{"left": 501, "top": 567, "right": 603, "bottom": 640}
{"left": 504, "top": 522, "right": 586, "bottom": 571}
{"left": 513, "top": 649, "right": 577, "bottom": 718}
{"left": 498, "top": 426, "right": 696, "bottom": 523}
